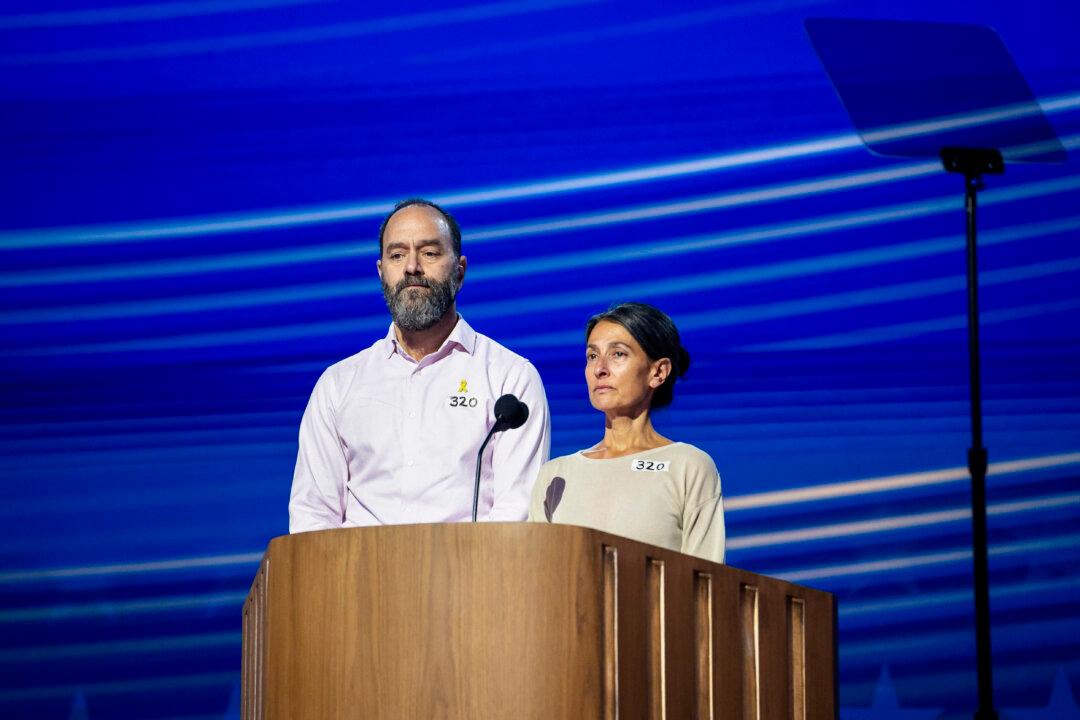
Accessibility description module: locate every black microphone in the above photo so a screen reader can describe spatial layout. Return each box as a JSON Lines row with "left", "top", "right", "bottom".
{"left": 493, "top": 393, "right": 529, "bottom": 432}
{"left": 472, "top": 393, "right": 529, "bottom": 522}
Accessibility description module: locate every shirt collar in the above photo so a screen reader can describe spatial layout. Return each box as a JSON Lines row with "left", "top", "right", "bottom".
{"left": 382, "top": 314, "right": 477, "bottom": 360}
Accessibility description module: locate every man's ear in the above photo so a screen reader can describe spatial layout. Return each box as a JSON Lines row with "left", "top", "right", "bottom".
{"left": 376, "top": 258, "right": 383, "bottom": 281}
{"left": 457, "top": 254, "right": 467, "bottom": 284}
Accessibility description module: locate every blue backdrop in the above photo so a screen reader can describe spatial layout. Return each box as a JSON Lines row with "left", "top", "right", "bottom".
{"left": 2, "top": 1, "right": 1079, "bottom": 718}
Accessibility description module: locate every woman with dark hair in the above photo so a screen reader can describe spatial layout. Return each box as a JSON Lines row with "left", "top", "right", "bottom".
{"left": 528, "top": 302, "right": 725, "bottom": 563}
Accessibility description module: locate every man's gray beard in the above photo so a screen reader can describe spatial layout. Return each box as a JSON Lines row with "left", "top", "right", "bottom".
{"left": 382, "top": 273, "right": 459, "bottom": 332}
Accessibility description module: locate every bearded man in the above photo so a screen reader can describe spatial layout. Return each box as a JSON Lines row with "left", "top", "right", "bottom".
{"left": 289, "top": 199, "right": 551, "bottom": 531}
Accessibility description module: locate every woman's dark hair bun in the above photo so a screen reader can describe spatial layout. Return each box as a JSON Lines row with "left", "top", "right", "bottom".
{"left": 676, "top": 346, "right": 691, "bottom": 378}
{"left": 585, "top": 301, "right": 689, "bottom": 409}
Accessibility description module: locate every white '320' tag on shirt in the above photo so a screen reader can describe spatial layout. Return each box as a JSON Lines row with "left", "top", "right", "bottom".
{"left": 631, "top": 459, "right": 669, "bottom": 472}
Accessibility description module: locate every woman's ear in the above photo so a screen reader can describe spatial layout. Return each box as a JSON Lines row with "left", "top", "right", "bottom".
{"left": 650, "top": 357, "right": 672, "bottom": 388}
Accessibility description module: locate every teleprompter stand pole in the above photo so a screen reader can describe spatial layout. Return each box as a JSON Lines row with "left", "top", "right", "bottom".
{"left": 940, "top": 146, "right": 1003, "bottom": 720}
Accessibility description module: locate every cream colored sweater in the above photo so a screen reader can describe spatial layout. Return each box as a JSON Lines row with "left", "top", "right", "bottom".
{"left": 528, "top": 442, "right": 725, "bottom": 563}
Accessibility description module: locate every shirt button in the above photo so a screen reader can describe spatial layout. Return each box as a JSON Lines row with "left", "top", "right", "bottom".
{"left": 409, "top": 411, "right": 416, "bottom": 418}
{"left": 407, "top": 460, "right": 414, "bottom": 467}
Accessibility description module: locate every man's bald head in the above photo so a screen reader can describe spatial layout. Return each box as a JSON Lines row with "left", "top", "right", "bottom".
{"left": 378, "top": 198, "right": 462, "bottom": 258}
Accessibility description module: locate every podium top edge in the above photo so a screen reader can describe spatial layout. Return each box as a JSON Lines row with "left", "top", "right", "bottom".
{"left": 266, "top": 522, "right": 833, "bottom": 600}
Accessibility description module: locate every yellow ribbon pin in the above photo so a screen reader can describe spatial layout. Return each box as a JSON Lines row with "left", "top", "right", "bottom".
{"left": 458, "top": 379, "right": 468, "bottom": 393}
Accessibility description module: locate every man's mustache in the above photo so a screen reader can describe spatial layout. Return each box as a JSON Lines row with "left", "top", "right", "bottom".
{"left": 395, "top": 277, "right": 433, "bottom": 294}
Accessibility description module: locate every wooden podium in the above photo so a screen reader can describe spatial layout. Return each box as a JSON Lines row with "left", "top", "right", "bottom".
{"left": 242, "top": 523, "right": 835, "bottom": 719}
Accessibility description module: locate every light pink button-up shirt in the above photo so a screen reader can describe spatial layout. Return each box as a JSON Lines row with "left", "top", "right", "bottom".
{"left": 289, "top": 316, "right": 551, "bottom": 531}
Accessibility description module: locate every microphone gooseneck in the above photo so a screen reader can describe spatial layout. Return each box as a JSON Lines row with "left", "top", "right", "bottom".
{"left": 472, "top": 394, "right": 529, "bottom": 522}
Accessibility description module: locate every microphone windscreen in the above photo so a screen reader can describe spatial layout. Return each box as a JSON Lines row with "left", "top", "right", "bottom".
{"left": 509, "top": 399, "right": 528, "bottom": 429}
{"left": 494, "top": 393, "right": 529, "bottom": 430}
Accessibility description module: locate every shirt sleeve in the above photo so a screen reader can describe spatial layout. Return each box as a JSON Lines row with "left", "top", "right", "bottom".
{"left": 680, "top": 455, "right": 726, "bottom": 563}
{"left": 487, "top": 360, "right": 552, "bottom": 521}
{"left": 288, "top": 369, "right": 349, "bottom": 533}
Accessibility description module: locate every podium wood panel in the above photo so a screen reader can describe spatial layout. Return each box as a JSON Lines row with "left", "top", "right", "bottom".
{"left": 243, "top": 523, "right": 835, "bottom": 720}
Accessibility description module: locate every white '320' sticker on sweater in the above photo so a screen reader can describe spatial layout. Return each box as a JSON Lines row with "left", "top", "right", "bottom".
{"left": 631, "top": 459, "right": 669, "bottom": 472}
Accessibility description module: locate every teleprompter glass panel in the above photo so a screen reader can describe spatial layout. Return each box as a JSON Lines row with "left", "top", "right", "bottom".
{"left": 805, "top": 17, "right": 1064, "bottom": 163}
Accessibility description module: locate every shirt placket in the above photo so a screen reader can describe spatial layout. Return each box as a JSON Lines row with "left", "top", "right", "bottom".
{"left": 401, "top": 361, "right": 422, "bottom": 520}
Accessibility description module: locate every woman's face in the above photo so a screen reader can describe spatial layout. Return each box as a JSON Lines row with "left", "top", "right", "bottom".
{"left": 585, "top": 320, "right": 670, "bottom": 415}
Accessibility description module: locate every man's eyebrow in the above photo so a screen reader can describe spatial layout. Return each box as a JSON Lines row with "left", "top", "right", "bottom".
{"left": 384, "top": 239, "right": 446, "bottom": 250}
